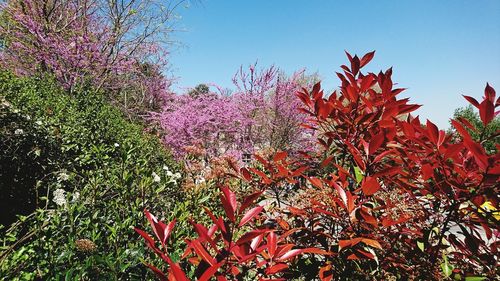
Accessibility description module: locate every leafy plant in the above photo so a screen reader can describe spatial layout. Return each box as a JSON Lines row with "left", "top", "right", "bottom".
{"left": 0, "top": 72, "right": 190, "bottom": 280}
{"left": 138, "top": 52, "right": 499, "bottom": 280}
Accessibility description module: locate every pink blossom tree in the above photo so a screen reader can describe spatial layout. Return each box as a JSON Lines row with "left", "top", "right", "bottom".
{"left": 0, "top": 0, "right": 184, "bottom": 115}
{"left": 152, "top": 63, "right": 316, "bottom": 160}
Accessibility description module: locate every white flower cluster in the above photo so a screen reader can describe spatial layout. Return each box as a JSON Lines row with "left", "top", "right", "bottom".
{"left": 52, "top": 188, "right": 67, "bottom": 206}
{"left": 163, "top": 165, "right": 181, "bottom": 182}
{"left": 57, "top": 171, "right": 69, "bottom": 182}
{"left": 152, "top": 172, "right": 161, "bottom": 183}
{"left": 148, "top": 165, "right": 183, "bottom": 185}
{"left": 152, "top": 166, "right": 182, "bottom": 184}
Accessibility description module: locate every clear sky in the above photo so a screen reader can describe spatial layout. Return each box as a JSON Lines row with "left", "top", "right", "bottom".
{"left": 169, "top": 0, "right": 500, "bottom": 128}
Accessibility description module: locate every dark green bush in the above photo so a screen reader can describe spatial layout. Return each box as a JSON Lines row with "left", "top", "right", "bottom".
{"left": 0, "top": 71, "right": 184, "bottom": 280}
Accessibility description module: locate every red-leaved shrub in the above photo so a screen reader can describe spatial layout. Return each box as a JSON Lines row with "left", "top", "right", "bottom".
{"left": 136, "top": 52, "right": 499, "bottom": 280}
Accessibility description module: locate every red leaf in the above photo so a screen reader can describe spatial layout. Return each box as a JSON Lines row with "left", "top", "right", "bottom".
{"left": 227, "top": 158, "right": 240, "bottom": 172}
{"left": 250, "top": 234, "right": 265, "bottom": 251}
{"left": 484, "top": 83, "right": 496, "bottom": 102}
{"left": 398, "top": 103, "right": 421, "bottom": 115}
{"left": 360, "top": 74, "right": 375, "bottom": 92}
{"left": 309, "top": 177, "right": 324, "bottom": 189}
{"left": 451, "top": 119, "right": 472, "bottom": 141}
{"left": 426, "top": 119, "right": 439, "bottom": 144}
{"left": 144, "top": 210, "right": 174, "bottom": 247}
{"left": 163, "top": 219, "right": 176, "bottom": 247}
{"left": 276, "top": 249, "right": 302, "bottom": 261}
{"left": 347, "top": 254, "right": 359, "bottom": 260}
{"left": 278, "top": 247, "right": 332, "bottom": 261}
{"left": 361, "top": 238, "right": 382, "bottom": 249}
{"left": 296, "top": 91, "right": 311, "bottom": 106}
{"left": 238, "top": 206, "right": 264, "bottom": 227}
{"left": 265, "top": 263, "right": 288, "bottom": 275}
{"left": 273, "top": 151, "right": 288, "bottom": 162}
{"left": 203, "top": 207, "right": 226, "bottom": 234}
{"left": 236, "top": 229, "right": 268, "bottom": 245}
{"left": 359, "top": 208, "right": 378, "bottom": 227}
{"left": 198, "top": 261, "right": 225, "bottom": 281}
{"left": 362, "top": 176, "right": 381, "bottom": 196}
{"left": 167, "top": 260, "right": 190, "bottom": 281}
{"left": 351, "top": 55, "right": 360, "bottom": 75}
{"left": 338, "top": 238, "right": 362, "bottom": 250}
{"left": 220, "top": 187, "right": 237, "bottom": 222}
{"left": 190, "top": 222, "right": 216, "bottom": 249}
{"left": 135, "top": 227, "right": 159, "bottom": 252}
{"left": 312, "top": 82, "right": 322, "bottom": 97}
{"left": 463, "top": 95, "right": 480, "bottom": 108}
{"left": 333, "top": 182, "right": 347, "bottom": 208}
{"left": 320, "top": 156, "right": 334, "bottom": 168}
{"left": 369, "top": 133, "right": 385, "bottom": 155}
{"left": 346, "top": 191, "right": 356, "bottom": 213}
{"left": 254, "top": 154, "right": 270, "bottom": 167}
{"left": 360, "top": 51, "right": 375, "bottom": 68}
{"left": 463, "top": 138, "right": 488, "bottom": 170}
{"left": 267, "top": 232, "right": 277, "bottom": 258}
{"left": 239, "top": 191, "right": 263, "bottom": 213}
{"left": 146, "top": 263, "right": 168, "bottom": 281}
{"left": 249, "top": 168, "right": 272, "bottom": 185}
{"left": 479, "top": 99, "right": 495, "bottom": 125}
{"left": 240, "top": 168, "right": 252, "bottom": 182}
{"left": 319, "top": 264, "right": 333, "bottom": 281}
{"left": 191, "top": 239, "right": 216, "bottom": 266}
{"left": 421, "top": 164, "right": 434, "bottom": 181}
{"left": 291, "top": 166, "right": 308, "bottom": 177}
{"left": 345, "top": 143, "right": 366, "bottom": 171}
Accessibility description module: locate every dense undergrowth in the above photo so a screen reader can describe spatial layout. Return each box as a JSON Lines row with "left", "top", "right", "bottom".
{"left": 0, "top": 71, "right": 201, "bottom": 280}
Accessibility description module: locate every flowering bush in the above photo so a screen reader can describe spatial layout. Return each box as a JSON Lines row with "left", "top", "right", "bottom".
{"left": 0, "top": 72, "right": 181, "bottom": 279}
{"left": 153, "top": 64, "right": 316, "bottom": 160}
{"left": 0, "top": 0, "right": 180, "bottom": 116}
{"left": 137, "top": 52, "right": 499, "bottom": 280}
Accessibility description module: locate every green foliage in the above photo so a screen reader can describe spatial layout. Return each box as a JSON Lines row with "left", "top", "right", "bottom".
{"left": 450, "top": 105, "right": 499, "bottom": 154}
{"left": 0, "top": 71, "right": 185, "bottom": 280}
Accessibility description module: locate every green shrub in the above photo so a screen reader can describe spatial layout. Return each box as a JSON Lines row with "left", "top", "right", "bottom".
{"left": 0, "top": 71, "right": 184, "bottom": 280}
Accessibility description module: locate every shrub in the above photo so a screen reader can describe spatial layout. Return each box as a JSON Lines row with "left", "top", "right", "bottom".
{"left": 0, "top": 71, "right": 185, "bottom": 280}
{"left": 0, "top": 0, "right": 181, "bottom": 117}
{"left": 152, "top": 64, "right": 316, "bottom": 160}
{"left": 137, "top": 52, "right": 499, "bottom": 280}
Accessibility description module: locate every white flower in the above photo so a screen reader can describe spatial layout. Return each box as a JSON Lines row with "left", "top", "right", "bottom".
{"left": 35, "top": 120, "right": 43, "bottom": 126}
{"left": 166, "top": 170, "right": 173, "bottom": 177}
{"left": 173, "top": 173, "right": 181, "bottom": 179}
{"left": 58, "top": 172, "right": 69, "bottom": 181}
{"left": 114, "top": 143, "right": 120, "bottom": 147}
{"left": 152, "top": 172, "right": 161, "bottom": 183}
{"left": 194, "top": 176, "right": 206, "bottom": 185}
{"left": 163, "top": 165, "right": 169, "bottom": 171}
{"left": 14, "top": 129, "right": 24, "bottom": 135}
{"left": 72, "top": 191, "right": 80, "bottom": 203}
{"left": 53, "top": 189, "right": 67, "bottom": 206}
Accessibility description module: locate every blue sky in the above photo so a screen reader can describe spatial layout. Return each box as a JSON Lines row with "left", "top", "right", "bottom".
{"left": 169, "top": 0, "right": 500, "bottom": 128}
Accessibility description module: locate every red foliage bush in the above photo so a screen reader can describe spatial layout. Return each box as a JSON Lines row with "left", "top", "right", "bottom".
{"left": 136, "top": 52, "right": 499, "bottom": 280}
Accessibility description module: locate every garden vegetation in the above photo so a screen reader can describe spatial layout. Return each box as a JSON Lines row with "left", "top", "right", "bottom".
{"left": 0, "top": 0, "right": 498, "bottom": 280}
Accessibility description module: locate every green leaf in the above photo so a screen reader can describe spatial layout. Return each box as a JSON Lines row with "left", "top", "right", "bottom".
{"left": 465, "top": 277, "right": 487, "bottom": 281}
{"left": 199, "top": 195, "right": 211, "bottom": 204}
{"left": 354, "top": 166, "right": 364, "bottom": 183}
{"left": 440, "top": 253, "right": 454, "bottom": 278}
{"left": 417, "top": 241, "right": 424, "bottom": 252}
